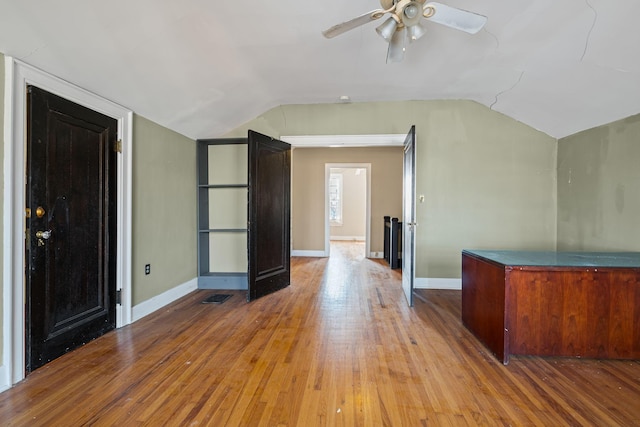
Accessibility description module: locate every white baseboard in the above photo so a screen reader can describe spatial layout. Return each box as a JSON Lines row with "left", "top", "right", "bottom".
{"left": 369, "top": 252, "right": 384, "bottom": 259}
{"left": 132, "top": 278, "right": 198, "bottom": 322}
{"left": 414, "top": 277, "right": 462, "bottom": 290}
{"left": 329, "top": 236, "right": 365, "bottom": 241}
{"left": 291, "top": 250, "right": 327, "bottom": 257}
{"left": 0, "top": 365, "right": 9, "bottom": 393}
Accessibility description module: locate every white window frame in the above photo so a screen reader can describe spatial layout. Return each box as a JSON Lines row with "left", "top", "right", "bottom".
{"left": 329, "top": 172, "right": 343, "bottom": 226}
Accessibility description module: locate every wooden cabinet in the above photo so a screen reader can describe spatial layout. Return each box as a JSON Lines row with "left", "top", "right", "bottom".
{"left": 462, "top": 250, "right": 640, "bottom": 364}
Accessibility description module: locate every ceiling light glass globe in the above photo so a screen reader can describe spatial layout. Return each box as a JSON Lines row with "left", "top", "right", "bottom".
{"left": 404, "top": 4, "right": 419, "bottom": 19}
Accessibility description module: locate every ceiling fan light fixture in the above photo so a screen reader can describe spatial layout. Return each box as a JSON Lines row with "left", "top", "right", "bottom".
{"left": 407, "top": 22, "right": 427, "bottom": 42}
{"left": 375, "top": 17, "right": 398, "bottom": 41}
{"left": 321, "top": 0, "right": 487, "bottom": 63}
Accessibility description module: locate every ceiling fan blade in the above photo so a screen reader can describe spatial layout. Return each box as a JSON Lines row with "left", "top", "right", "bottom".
{"left": 322, "top": 9, "right": 387, "bottom": 38}
{"left": 386, "top": 27, "right": 407, "bottom": 63}
{"left": 423, "top": 2, "right": 487, "bottom": 34}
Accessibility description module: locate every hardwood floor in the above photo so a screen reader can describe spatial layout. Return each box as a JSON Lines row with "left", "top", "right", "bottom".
{"left": 0, "top": 241, "right": 638, "bottom": 425}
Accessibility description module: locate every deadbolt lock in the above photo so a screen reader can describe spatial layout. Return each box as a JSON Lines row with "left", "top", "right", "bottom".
{"left": 36, "top": 206, "right": 46, "bottom": 218}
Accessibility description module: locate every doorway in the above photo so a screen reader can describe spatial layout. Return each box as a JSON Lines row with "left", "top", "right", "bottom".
{"left": 26, "top": 86, "right": 118, "bottom": 372}
{"left": 4, "top": 58, "right": 133, "bottom": 387}
{"left": 325, "top": 163, "right": 371, "bottom": 258}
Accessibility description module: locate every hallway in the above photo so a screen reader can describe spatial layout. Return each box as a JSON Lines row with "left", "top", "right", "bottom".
{"left": 329, "top": 240, "right": 365, "bottom": 259}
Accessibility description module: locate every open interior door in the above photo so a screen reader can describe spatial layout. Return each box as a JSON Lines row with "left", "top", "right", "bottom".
{"left": 247, "top": 130, "right": 291, "bottom": 301}
{"left": 402, "top": 126, "right": 416, "bottom": 306}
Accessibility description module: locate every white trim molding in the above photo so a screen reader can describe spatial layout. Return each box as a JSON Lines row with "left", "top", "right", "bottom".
{"left": 414, "top": 278, "right": 462, "bottom": 290}
{"left": 0, "top": 365, "right": 8, "bottom": 393}
{"left": 2, "top": 57, "right": 133, "bottom": 388}
{"left": 329, "top": 236, "right": 365, "bottom": 241}
{"left": 291, "top": 250, "right": 327, "bottom": 257}
{"left": 132, "top": 278, "right": 198, "bottom": 322}
{"left": 281, "top": 134, "right": 407, "bottom": 148}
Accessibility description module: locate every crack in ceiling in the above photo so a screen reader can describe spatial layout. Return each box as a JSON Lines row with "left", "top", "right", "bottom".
{"left": 490, "top": 71, "right": 525, "bottom": 111}
{"left": 581, "top": 0, "right": 598, "bottom": 61}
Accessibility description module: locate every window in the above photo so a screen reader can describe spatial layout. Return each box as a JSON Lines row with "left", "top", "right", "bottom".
{"left": 329, "top": 173, "right": 343, "bottom": 225}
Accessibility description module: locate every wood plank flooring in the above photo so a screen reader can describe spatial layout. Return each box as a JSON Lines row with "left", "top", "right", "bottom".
{"left": 0, "top": 241, "right": 638, "bottom": 426}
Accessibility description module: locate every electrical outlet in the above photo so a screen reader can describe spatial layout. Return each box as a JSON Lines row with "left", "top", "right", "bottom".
{"left": 145, "top": 264, "right": 151, "bottom": 275}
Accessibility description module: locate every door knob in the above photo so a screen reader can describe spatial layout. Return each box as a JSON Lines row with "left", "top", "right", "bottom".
{"left": 35, "top": 230, "right": 52, "bottom": 240}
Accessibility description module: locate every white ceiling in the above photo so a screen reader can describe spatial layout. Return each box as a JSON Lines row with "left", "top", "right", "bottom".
{"left": 1, "top": 0, "right": 639, "bottom": 139}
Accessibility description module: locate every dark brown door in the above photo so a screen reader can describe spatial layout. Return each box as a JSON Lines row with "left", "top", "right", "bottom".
{"left": 247, "top": 130, "right": 291, "bottom": 301}
{"left": 26, "top": 86, "right": 118, "bottom": 372}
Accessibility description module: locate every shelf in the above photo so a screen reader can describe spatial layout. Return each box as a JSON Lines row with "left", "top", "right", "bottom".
{"left": 197, "top": 137, "right": 250, "bottom": 290}
{"left": 199, "top": 229, "right": 247, "bottom": 233}
{"left": 198, "top": 184, "right": 248, "bottom": 189}
{"left": 199, "top": 272, "right": 247, "bottom": 277}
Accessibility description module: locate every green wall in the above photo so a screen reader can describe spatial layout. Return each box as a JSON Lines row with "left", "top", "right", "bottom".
{"left": 132, "top": 115, "right": 197, "bottom": 304}
{"left": 418, "top": 101, "right": 557, "bottom": 277}
{"left": 557, "top": 114, "right": 640, "bottom": 251}
{"left": 225, "top": 100, "right": 558, "bottom": 278}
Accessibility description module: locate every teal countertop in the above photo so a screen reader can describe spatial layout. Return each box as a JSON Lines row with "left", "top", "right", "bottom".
{"left": 462, "top": 250, "right": 640, "bottom": 268}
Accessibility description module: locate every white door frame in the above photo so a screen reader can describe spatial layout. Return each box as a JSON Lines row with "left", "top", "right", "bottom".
{"left": 324, "top": 163, "right": 371, "bottom": 257}
{"left": 2, "top": 57, "right": 133, "bottom": 389}
{"left": 281, "top": 134, "right": 406, "bottom": 259}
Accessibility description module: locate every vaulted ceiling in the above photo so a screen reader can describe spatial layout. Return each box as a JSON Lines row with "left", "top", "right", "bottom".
{"left": 1, "top": 0, "right": 639, "bottom": 139}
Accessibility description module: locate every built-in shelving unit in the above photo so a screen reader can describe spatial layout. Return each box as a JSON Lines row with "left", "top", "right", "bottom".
{"left": 197, "top": 138, "right": 249, "bottom": 290}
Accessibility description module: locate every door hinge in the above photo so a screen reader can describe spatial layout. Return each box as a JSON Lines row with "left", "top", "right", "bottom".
{"left": 114, "top": 140, "right": 122, "bottom": 153}
{"left": 116, "top": 289, "right": 122, "bottom": 305}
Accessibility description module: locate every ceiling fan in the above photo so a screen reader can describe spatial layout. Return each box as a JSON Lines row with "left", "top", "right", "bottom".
{"left": 322, "top": 1, "right": 487, "bottom": 63}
